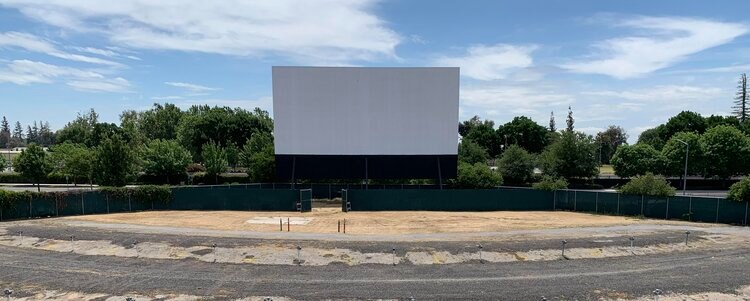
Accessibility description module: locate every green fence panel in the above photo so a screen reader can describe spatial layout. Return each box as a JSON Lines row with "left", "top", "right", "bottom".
{"left": 690, "top": 197, "right": 719, "bottom": 223}
{"left": 667, "top": 196, "right": 692, "bottom": 221}
{"left": 617, "top": 194, "right": 642, "bottom": 216}
{"left": 57, "top": 193, "right": 83, "bottom": 216}
{"left": 2, "top": 199, "right": 31, "bottom": 220}
{"left": 643, "top": 196, "right": 668, "bottom": 219}
{"left": 716, "top": 199, "right": 747, "bottom": 225}
{"left": 554, "top": 190, "right": 574, "bottom": 210}
{"left": 596, "top": 192, "right": 619, "bottom": 215}
{"left": 83, "top": 191, "right": 108, "bottom": 214}
{"left": 299, "top": 189, "right": 312, "bottom": 212}
{"left": 573, "top": 191, "right": 597, "bottom": 213}
{"left": 31, "top": 196, "right": 56, "bottom": 218}
{"left": 348, "top": 189, "right": 554, "bottom": 211}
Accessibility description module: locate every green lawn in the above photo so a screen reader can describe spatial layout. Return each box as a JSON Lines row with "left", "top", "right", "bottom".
{"left": 599, "top": 164, "right": 614, "bottom": 175}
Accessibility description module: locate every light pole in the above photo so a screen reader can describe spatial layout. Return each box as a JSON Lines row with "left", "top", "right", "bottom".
{"left": 675, "top": 139, "right": 689, "bottom": 195}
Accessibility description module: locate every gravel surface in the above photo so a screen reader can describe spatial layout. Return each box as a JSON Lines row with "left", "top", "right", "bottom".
{"left": 0, "top": 245, "right": 748, "bottom": 299}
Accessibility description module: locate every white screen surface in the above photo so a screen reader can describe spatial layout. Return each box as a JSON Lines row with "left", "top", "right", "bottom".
{"left": 273, "top": 67, "right": 459, "bottom": 155}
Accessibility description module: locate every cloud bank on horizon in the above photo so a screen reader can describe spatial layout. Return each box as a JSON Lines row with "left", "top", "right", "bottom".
{"left": 0, "top": 0, "right": 748, "bottom": 143}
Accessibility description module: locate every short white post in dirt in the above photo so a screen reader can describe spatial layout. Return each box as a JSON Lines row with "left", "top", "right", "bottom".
{"left": 212, "top": 243, "right": 217, "bottom": 262}
{"left": 684, "top": 231, "right": 690, "bottom": 246}
{"left": 296, "top": 246, "right": 302, "bottom": 265}
{"left": 69, "top": 235, "right": 75, "bottom": 253}
{"left": 629, "top": 236, "right": 635, "bottom": 249}
{"left": 561, "top": 240, "right": 567, "bottom": 258}
{"left": 4, "top": 288, "right": 12, "bottom": 301}
{"left": 132, "top": 240, "right": 138, "bottom": 258}
{"left": 392, "top": 248, "right": 397, "bottom": 266}
{"left": 17, "top": 231, "right": 22, "bottom": 246}
{"left": 477, "top": 244, "right": 483, "bottom": 264}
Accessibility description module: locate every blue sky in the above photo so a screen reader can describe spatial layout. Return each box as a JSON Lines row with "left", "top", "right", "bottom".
{"left": 1, "top": 0, "right": 749, "bottom": 143}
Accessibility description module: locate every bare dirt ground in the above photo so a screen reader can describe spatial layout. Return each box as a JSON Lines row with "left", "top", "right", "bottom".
{"left": 63, "top": 208, "right": 712, "bottom": 235}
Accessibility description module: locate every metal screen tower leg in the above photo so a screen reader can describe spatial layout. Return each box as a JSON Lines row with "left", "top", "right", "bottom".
{"left": 437, "top": 157, "right": 443, "bottom": 190}
{"left": 291, "top": 156, "right": 296, "bottom": 190}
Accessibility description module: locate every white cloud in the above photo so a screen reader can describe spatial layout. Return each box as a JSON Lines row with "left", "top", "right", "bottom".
{"left": 562, "top": 17, "right": 748, "bottom": 79}
{"left": 459, "top": 84, "right": 574, "bottom": 125}
{"left": 72, "top": 46, "right": 141, "bottom": 60}
{"left": 0, "top": 59, "right": 131, "bottom": 92}
{"left": 435, "top": 44, "right": 537, "bottom": 81}
{"left": 583, "top": 85, "right": 724, "bottom": 103}
{"left": 151, "top": 95, "right": 183, "bottom": 100}
{"left": 164, "top": 82, "right": 218, "bottom": 93}
{"left": 0, "top": 31, "right": 122, "bottom": 67}
{"left": 670, "top": 64, "right": 750, "bottom": 74}
{"left": 0, "top": 0, "right": 401, "bottom": 64}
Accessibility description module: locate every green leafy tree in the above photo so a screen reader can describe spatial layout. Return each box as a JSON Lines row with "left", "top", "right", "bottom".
{"left": 239, "top": 132, "right": 275, "bottom": 182}
{"left": 661, "top": 132, "right": 704, "bottom": 178}
{"left": 637, "top": 126, "right": 667, "bottom": 150}
{"left": 142, "top": 139, "right": 191, "bottom": 184}
{"left": 139, "top": 103, "right": 184, "bottom": 140}
{"left": 662, "top": 111, "right": 707, "bottom": 140}
{"left": 497, "top": 144, "right": 534, "bottom": 185}
{"left": 48, "top": 143, "right": 94, "bottom": 186}
{"left": 56, "top": 108, "right": 98, "bottom": 145}
{"left": 619, "top": 173, "right": 676, "bottom": 197}
{"left": 0, "top": 116, "right": 10, "bottom": 148}
{"left": 539, "top": 131, "right": 598, "bottom": 180}
{"left": 705, "top": 115, "right": 740, "bottom": 130}
{"left": 701, "top": 125, "right": 750, "bottom": 179}
{"left": 202, "top": 141, "right": 227, "bottom": 183}
{"left": 565, "top": 106, "right": 574, "bottom": 132}
{"left": 119, "top": 110, "right": 146, "bottom": 146}
{"left": 94, "top": 133, "right": 136, "bottom": 187}
{"left": 610, "top": 144, "right": 665, "bottom": 178}
{"left": 532, "top": 175, "right": 568, "bottom": 191}
{"left": 13, "top": 143, "right": 49, "bottom": 191}
{"left": 456, "top": 162, "right": 502, "bottom": 188}
{"left": 727, "top": 178, "right": 750, "bottom": 202}
{"left": 458, "top": 115, "right": 482, "bottom": 137}
{"left": 497, "top": 116, "right": 549, "bottom": 153}
{"left": 225, "top": 141, "right": 240, "bottom": 171}
{"left": 178, "top": 106, "right": 273, "bottom": 161}
{"left": 734, "top": 73, "right": 749, "bottom": 123}
{"left": 0, "top": 155, "right": 6, "bottom": 171}
{"left": 458, "top": 139, "right": 488, "bottom": 164}
{"left": 464, "top": 119, "right": 502, "bottom": 157}
{"left": 595, "top": 125, "right": 628, "bottom": 164}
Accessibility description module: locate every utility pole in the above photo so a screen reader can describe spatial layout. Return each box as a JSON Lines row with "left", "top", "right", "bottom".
{"left": 676, "top": 139, "right": 689, "bottom": 195}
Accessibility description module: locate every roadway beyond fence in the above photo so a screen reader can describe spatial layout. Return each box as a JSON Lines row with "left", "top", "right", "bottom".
{"left": 343, "top": 187, "right": 750, "bottom": 226}
{"left": 0, "top": 186, "right": 307, "bottom": 222}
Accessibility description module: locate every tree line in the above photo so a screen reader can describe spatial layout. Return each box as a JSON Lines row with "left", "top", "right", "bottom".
{"left": 4, "top": 103, "right": 275, "bottom": 191}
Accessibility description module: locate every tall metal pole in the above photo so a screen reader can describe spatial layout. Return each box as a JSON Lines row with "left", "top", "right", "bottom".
{"left": 676, "top": 139, "right": 689, "bottom": 195}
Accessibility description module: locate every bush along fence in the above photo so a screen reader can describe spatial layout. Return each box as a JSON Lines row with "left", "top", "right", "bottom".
{"left": 0, "top": 185, "right": 307, "bottom": 222}
{"left": 342, "top": 187, "right": 750, "bottom": 226}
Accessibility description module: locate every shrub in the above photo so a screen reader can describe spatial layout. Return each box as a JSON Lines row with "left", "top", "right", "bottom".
{"left": 456, "top": 162, "right": 503, "bottom": 188}
{"left": 727, "top": 178, "right": 750, "bottom": 202}
{"left": 619, "top": 173, "right": 676, "bottom": 196}
{"left": 100, "top": 185, "right": 172, "bottom": 203}
{"left": 0, "top": 190, "right": 32, "bottom": 208}
{"left": 532, "top": 175, "right": 568, "bottom": 191}
{"left": 498, "top": 145, "right": 534, "bottom": 185}
{"left": 186, "top": 163, "right": 205, "bottom": 173}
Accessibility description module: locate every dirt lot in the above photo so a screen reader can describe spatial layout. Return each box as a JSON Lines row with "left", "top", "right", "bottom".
{"left": 63, "top": 208, "right": 708, "bottom": 235}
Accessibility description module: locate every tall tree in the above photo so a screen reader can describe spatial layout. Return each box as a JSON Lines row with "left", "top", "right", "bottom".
{"left": 463, "top": 118, "right": 502, "bottom": 157}
{"left": 662, "top": 111, "right": 707, "bottom": 141}
{"left": 549, "top": 111, "right": 556, "bottom": 132}
{"left": 140, "top": 103, "right": 184, "bottom": 140}
{"left": 48, "top": 143, "right": 94, "bottom": 186}
{"left": 13, "top": 143, "right": 49, "bottom": 192}
{"left": 539, "top": 131, "right": 598, "bottom": 180}
{"left": 56, "top": 108, "right": 98, "bottom": 145}
{"left": 661, "top": 132, "right": 704, "bottom": 178}
{"left": 94, "top": 133, "right": 136, "bottom": 187}
{"left": 565, "top": 106, "right": 574, "bottom": 132}
{"left": 239, "top": 132, "right": 275, "bottom": 182}
{"left": 595, "top": 126, "right": 629, "bottom": 164}
{"left": 735, "top": 73, "right": 749, "bottom": 123}
{"left": 637, "top": 125, "right": 667, "bottom": 150}
{"left": 0, "top": 116, "right": 10, "bottom": 148}
{"left": 11, "top": 121, "right": 24, "bottom": 148}
{"left": 701, "top": 125, "right": 750, "bottom": 179}
{"left": 610, "top": 144, "right": 664, "bottom": 178}
{"left": 142, "top": 139, "right": 191, "bottom": 184}
{"left": 457, "top": 138, "right": 488, "bottom": 165}
{"left": 459, "top": 115, "right": 482, "bottom": 137}
{"left": 497, "top": 144, "right": 534, "bottom": 185}
{"left": 496, "top": 116, "right": 549, "bottom": 153}
{"left": 202, "top": 140, "right": 227, "bottom": 183}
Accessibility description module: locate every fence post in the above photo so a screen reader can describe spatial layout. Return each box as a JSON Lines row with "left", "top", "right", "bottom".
{"left": 715, "top": 198, "right": 720, "bottom": 223}
{"left": 689, "top": 196, "right": 692, "bottom": 222}
{"left": 595, "top": 192, "right": 598, "bottom": 213}
{"left": 574, "top": 190, "right": 577, "bottom": 211}
{"left": 81, "top": 192, "right": 85, "bottom": 215}
{"left": 616, "top": 193, "right": 620, "bottom": 215}
{"left": 129, "top": 194, "right": 132, "bottom": 212}
{"left": 28, "top": 195, "right": 32, "bottom": 218}
{"left": 744, "top": 201, "right": 748, "bottom": 226}
{"left": 106, "top": 194, "right": 110, "bottom": 213}
{"left": 665, "top": 197, "right": 669, "bottom": 220}
{"left": 553, "top": 190, "right": 557, "bottom": 210}
{"left": 640, "top": 195, "right": 644, "bottom": 216}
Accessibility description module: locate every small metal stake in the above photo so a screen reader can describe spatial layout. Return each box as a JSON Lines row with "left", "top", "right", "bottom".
{"left": 629, "top": 236, "right": 635, "bottom": 248}
{"left": 338, "top": 220, "right": 340, "bottom": 233}
{"left": 280, "top": 218, "right": 282, "bottom": 231}
{"left": 653, "top": 288, "right": 663, "bottom": 301}
{"left": 561, "top": 240, "right": 567, "bottom": 258}
{"left": 17, "top": 231, "right": 22, "bottom": 246}
{"left": 212, "top": 243, "right": 217, "bottom": 262}
{"left": 287, "top": 217, "right": 290, "bottom": 232}
{"left": 70, "top": 235, "right": 75, "bottom": 252}
{"left": 133, "top": 240, "right": 138, "bottom": 258}
{"left": 392, "top": 248, "right": 397, "bottom": 266}
{"left": 684, "top": 231, "right": 690, "bottom": 246}
{"left": 296, "top": 246, "right": 302, "bottom": 265}
{"left": 478, "top": 244, "right": 483, "bottom": 264}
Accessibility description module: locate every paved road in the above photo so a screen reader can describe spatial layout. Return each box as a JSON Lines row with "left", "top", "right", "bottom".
{"left": 0, "top": 244, "right": 747, "bottom": 299}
